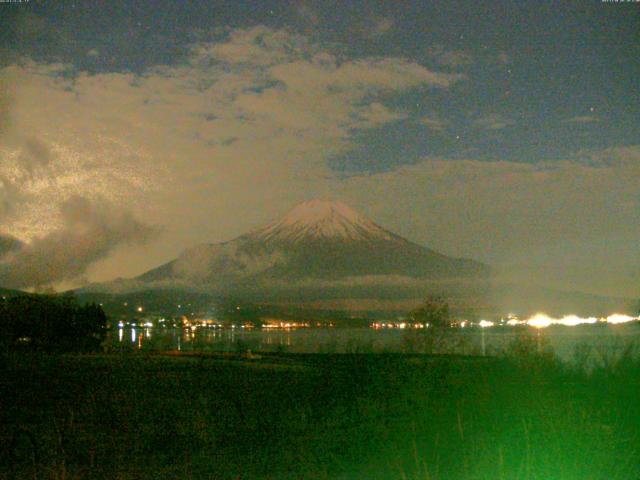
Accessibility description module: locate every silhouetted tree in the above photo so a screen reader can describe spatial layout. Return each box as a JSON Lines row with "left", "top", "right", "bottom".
{"left": 409, "top": 295, "right": 451, "bottom": 329}
{"left": 0, "top": 293, "right": 107, "bottom": 352}
{"left": 403, "top": 296, "right": 453, "bottom": 354}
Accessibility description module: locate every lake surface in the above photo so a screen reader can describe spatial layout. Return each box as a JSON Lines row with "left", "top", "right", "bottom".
{"left": 111, "top": 323, "right": 640, "bottom": 363}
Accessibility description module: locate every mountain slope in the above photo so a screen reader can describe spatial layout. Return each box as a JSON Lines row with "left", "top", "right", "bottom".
{"left": 80, "top": 200, "right": 635, "bottom": 316}
{"left": 0, "top": 287, "right": 28, "bottom": 298}
{"left": 136, "top": 200, "right": 489, "bottom": 289}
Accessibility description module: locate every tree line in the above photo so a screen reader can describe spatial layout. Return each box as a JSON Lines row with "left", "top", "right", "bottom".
{"left": 0, "top": 293, "right": 107, "bottom": 353}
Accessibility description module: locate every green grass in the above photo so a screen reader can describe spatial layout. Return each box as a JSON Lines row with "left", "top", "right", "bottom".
{"left": 1, "top": 347, "right": 639, "bottom": 479}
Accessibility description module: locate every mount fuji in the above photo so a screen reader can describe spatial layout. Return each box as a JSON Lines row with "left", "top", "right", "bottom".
{"left": 136, "top": 200, "right": 489, "bottom": 287}
{"left": 78, "top": 200, "right": 637, "bottom": 316}
{"left": 80, "top": 200, "right": 491, "bottom": 312}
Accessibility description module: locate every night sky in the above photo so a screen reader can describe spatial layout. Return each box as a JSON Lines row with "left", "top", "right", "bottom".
{"left": 0, "top": 0, "right": 638, "bottom": 296}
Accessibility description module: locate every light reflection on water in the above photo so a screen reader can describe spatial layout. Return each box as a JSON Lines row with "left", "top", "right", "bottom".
{"left": 112, "top": 324, "right": 640, "bottom": 361}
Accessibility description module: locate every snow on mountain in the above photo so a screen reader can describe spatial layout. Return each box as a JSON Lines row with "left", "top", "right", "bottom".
{"left": 249, "top": 200, "right": 393, "bottom": 243}
{"left": 77, "top": 200, "right": 636, "bottom": 316}
{"left": 132, "top": 199, "right": 490, "bottom": 290}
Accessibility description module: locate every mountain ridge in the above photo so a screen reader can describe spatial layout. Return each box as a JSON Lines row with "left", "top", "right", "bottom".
{"left": 134, "top": 199, "right": 489, "bottom": 289}
{"left": 76, "top": 200, "right": 638, "bottom": 316}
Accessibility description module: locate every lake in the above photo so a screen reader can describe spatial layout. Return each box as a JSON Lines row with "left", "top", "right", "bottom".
{"left": 111, "top": 323, "right": 640, "bottom": 363}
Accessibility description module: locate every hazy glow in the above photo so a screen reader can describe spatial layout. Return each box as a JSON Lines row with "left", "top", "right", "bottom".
{"left": 481, "top": 312, "right": 640, "bottom": 328}
{"left": 527, "top": 313, "right": 553, "bottom": 329}
{"left": 605, "top": 313, "right": 637, "bottom": 324}
{"left": 556, "top": 315, "right": 598, "bottom": 327}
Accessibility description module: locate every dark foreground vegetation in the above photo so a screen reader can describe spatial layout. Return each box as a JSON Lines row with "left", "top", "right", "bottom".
{"left": 1, "top": 341, "right": 640, "bottom": 480}
{"left": 0, "top": 293, "right": 106, "bottom": 353}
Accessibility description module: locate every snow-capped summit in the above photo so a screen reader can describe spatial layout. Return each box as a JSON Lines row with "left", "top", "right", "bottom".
{"left": 250, "top": 199, "right": 393, "bottom": 243}
{"left": 128, "top": 198, "right": 490, "bottom": 297}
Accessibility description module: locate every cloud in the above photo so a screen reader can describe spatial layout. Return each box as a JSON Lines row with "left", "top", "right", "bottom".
{"left": 338, "top": 145, "right": 640, "bottom": 296}
{"left": 198, "top": 26, "right": 311, "bottom": 67}
{"left": 0, "top": 26, "right": 456, "bottom": 284}
{"left": 564, "top": 115, "right": 599, "bottom": 124}
{"left": 421, "top": 116, "right": 449, "bottom": 133}
{"left": 164, "top": 27, "right": 454, "bottom": 143}
{"left": 2, "top": 25, "right": 637, "bottom": 297}
{"left": 472, "top": 114, "right": 514, "bottom": 130}
{"left": 18, "top": 137, "right": 53, "bottom": 175}
{"left": 574, "top": 145, "right": 640, "bottom": 168}
{"left": 0, "top": 234, "right": 22, "bottom": 256}
{"left": 0, "top": 173, "right": 21, "bottom": 221}
{"left": 0, "top": 136, "right": 52, "bottom": 221}
{"left": 354, "top": 102, "right": 407, "bottom": 128}
{"left": 0, "top": 73, "right": 13, "bottom": 137}
{"left": 0, "top": 196, "right": 156, "bottom": 288}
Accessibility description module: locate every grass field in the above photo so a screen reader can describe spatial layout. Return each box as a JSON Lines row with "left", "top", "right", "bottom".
{"left": 1, "top": 341, "right": 640, "bottom": 479}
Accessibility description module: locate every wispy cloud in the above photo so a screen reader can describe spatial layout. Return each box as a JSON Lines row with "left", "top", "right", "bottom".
{"left": 0, "top": 234, "right": 21, "bottom": 256}
{"left": 339, "top": 145, "right": 640, "bottom": 295}
{"left": 0, "top": 26, "right": 456, "bottom": 284}
{"left": 472, "top": 114, "right": 514, "bottom": 130}
{"left": 564, "top": 115, "right": 599, "bottom": 124}
{"left": 356, "top": 103, "right": 407, "bottom": 128}
{"left": 421, "top": 116, "right": 449, "bottom": 133}
{"left": 0, "top": 196, "right": 156, "bottom": 288}
{"left": 4, "top": 25, "right": 636, "bottom": 294}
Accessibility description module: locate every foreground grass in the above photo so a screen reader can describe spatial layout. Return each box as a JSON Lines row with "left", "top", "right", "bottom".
{"left": 1, "top": 347, "right": 639, "bottom": 479}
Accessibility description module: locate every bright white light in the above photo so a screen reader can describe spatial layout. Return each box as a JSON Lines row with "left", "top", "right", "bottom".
{"left": 557, "top": 315, "right": 597, "bottom": 327}
{"left": 478, "top": 320, "right": 494, "bottom": 328}
{"left": 605, "top": 313, "right": 638, "bottom": 324}
{"left": 506, "top": 319, "right": 521, "bottom": 326}
{"left": 527, "top": 313, "right": 553, "bottom": 329}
